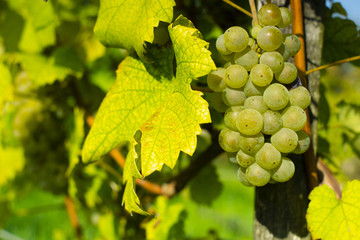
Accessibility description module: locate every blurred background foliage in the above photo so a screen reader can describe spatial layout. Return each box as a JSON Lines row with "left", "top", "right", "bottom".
{"left": 0, "top": 0, "right": 359, "bottom": 239}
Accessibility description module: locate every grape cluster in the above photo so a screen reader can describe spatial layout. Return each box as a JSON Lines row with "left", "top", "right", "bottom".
{"left": 208, "top": 4, "right": 311, "bottom": 187}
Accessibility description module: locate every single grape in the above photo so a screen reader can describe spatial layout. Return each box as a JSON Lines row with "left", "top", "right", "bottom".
{"left": 263, "top": 83, "right": 289, "bottom": 110}
{"left": 275, "top": 62, "right": 298, "bottom": 84}
{"left": 284, "top": 34, "right": 301, "bottom": 56}
{"left": 282, "top": 106, "right": 307, "bottom": 131}
{"left": 239, "top": 132, "right": 265, "bottom": 155}
{"left": 246, "top": 162, "right": 271, "bottom": 186}
{"left": 237, "top": 167, "right": 253, "bottom": 186}
{"left": 206, "top": 92, "right": 228, "bottom": 112}
{"left": 236, "top": 109, "right": 264, "bottom": 135}
{"left": 207, "top": 68, "right": 226, "bottom": 92}
{"left": 258, "top": 3, "right": 282, "bottom": 26}
{"left": 216, "top": 34, "right": 232, "bottom": 56}
{"left": 224, "top": 106, "right": 244, "bottom": 131}
{"left": 262, "top": 110, "right": 283, "bottom": 135}
{"left": 237, "top": 150, "right": 256, "bottom": 168}
{"left": 289, "top": 86, "right": 311, "bottom": 109}
{"left": 251, "top": 25, "right": 262, "bottom": 39}
{"left": 271, "top": 157, "right": 295, "bottom": 182}
{"left": 255, "top": 143, "right": 282, "bottom": 170}
{"left": 222, "top": 87, "right": 247, "bottom": 106}
{"left": 257, "top": 26, "right": 283, "bottom": 51}
{"left": 244, "top": 78, "right": 266, "bottom": 97}
{"left": 250, "top": 64, "right": 274, "bottom": 87}
{"left": 244, "top": 96, "right": 268, "bottom": 113}
{"left": 277, "top": 7, "right": 293, "bottom": 28}
{"left": 234, "top": 46, "right": 259, "bottom": 71}
{"left": 259, "top": 51, "right": 284, "bottom": 73}
{"left": 224, "top": 26, "right": 249, "bottom": 52}
{"left": 275, "top": 43, "right": 291, "bottom": 62}
{"left": 224, "top": 65, "right": 248, "bottom": 88}
{"left": 218, "top": 128, "right": 242, "bottom": 152}
{"left": 292, "top": 130, "right": 310, "bottom": 154}
{"left": 271, "top": 127, "right": 298, "bottom": 153}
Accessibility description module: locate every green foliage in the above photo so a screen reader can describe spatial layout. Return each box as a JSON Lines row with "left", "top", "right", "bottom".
{"left": 307, "top": 180, "right": 360, "bottom": 239}
{"left": 94, "top": 0, "right": 175, "bottom": 57}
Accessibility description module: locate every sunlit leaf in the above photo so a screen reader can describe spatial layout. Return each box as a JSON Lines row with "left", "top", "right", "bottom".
{"left": 307, "top": 180, "right": 360, "bottom": 240}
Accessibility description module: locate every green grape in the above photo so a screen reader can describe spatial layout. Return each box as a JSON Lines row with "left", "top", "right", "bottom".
{"left": 227, "top": 152, "right": 238, "bottom": 164}
{"left": 271, "top": 157, "right": 295, "bottom": 182}
{"left": 277, "top": 7, "right": 293, "bottom": 28}
{"left": 289, "top": 86, "right": 311, "bottom": 109}
{"left": 282, "top": 106, "right": 307, "bottom": 131}
{"left": 218, "top": 128, "right": 241, "bottom": 152}
{"left": 275, "top": 43, "right": 291, "bottom": 62}
{"left": 222, "top": 53, "right": 235, "bottom": 62}
{"left": 237, "top": 150, "right": 256, "bottom": 168}
{"left": 216, "top": 34, "right": 232, "bottom": 55}
{"left": 284, "top": 34, "right": 301, "bottom": 56}
{"left": 222, "top": 87, "right": 247, "bottom": 106}
{"left": 262, "top": 110, "right": 283, "bottom": 135}
{"left": 224, "top": 65, "right": 248, "bottom": 88}
{"left": 250, "top": 64, "right": 274, "bottom": 87}
{"left": 271, "top": 127, "right": 298, "bottom": 153}
{"left": 292, "top": 130, "right": 310, "bottom": 154}
{"left": 224, "top": 106, "right": 244, "bottom": 131}
{"left": 244, "top": 96, "right": 268, "bottom": 113}
{"left": 244, "top": 78, "right": 266, "bottom": 97}
{"left": 236, "top": 109, "right": 264, "bottom": 135}
{"left": 207, "top": 68, "right": 226, "bottom": 92}
{"left": 259, "top": 51, "right": 284, "bottom": 73}
{"left": 239, "top": 132, "right": 265, "bottom": 155}
{"left": 257, "top": 26, "right": 283, "bottom": 51}
{"left": 248, "top": 38, "right": 258, "bottom": 51}
{"left": 237, "top": 167, "right": 253, "bottom": 186}
{"left": 233, "top": 46, "right": 259, "bottom": 71}
{"left": 207, "top": 92, "right": 228, "bottom": 112}
{"left": 258, "top": 3, "right": 282, "bottom": 26}
{"left": 263, "top": 83, "right": 289, "bottom": 110}
{"left": 251, "top": 25, "right": 262, "bottom": 39}
{"left": 246, "top": 162, "right": 271, "bottom": 186}
{"left": 274, "top": 62, "right": 298, "bottom": 84}
{"left": 224, "top": 26, "right": 249, "bottom": 52}
{"left": 255, "top": 143, "right": 282, "bottom": 170}
{"left": 224, "top": 61, "right": 233, "bottom": 68}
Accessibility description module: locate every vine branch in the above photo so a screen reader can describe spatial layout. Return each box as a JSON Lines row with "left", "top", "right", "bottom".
{"left": 291, "top": 0, "right": 319, "bottom": 192}
{"left": 306, "top": 55, "right": 360, "bottom": 75}
{"left": 248, "top": 0, "right": 259, "bottom": 25}
{"left": 222, "top": 0, "right": 253, "bottom": 18}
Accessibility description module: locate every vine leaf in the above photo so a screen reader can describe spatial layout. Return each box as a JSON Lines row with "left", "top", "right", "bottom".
{"left": 306, "top": 180, "right": 360, "bottom": 240}
{"left": 94, "top": 0, "right": 175, "bottom": 57}
{"left": 82, "top": 15, "right": 215, "bottom": 214}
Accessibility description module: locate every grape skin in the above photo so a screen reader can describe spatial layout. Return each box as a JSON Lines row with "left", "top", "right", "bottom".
{"left": 258, "top": 3, "right": 282, "bottom": 27}
{"left": 275, "top": 62, "right": 298, "bottom": 84}
{"left": 224, "top": 106, "right": 244, "bottom": 131}
{"left": 224, "top": 65, "right": 248, "bottom": 88}
{"left": 222, "top": 87, "right": 247, "bottom": 106}
{"left": 207, "top": 68, "right": 227, "bottom": 92}
{"left": 259, "top": 51, "right": 284, "bottom": 73}
{"left": 216, "top": 34, "right": 232, "bottom": 56}
{"left": 289, "top": 86, "right": 311, "bottom": 109}
{"left": 236, "top": 109, "right": 264, "bottom": 135}
{"left": 257, "top": 26, "right": 283, "bottom": 51}
{"left": 281, "top": 106, "right": 307, "bottom": 131}
{"left": 277, "top": 7, "right": 293, "bottom": 28}
{"left": 263, "top": 83, "right": 289, "bottom": 110}
{"left": 234, "top": 47, "right": 259, "bottom": 71}
{"left": 292, "top": 130, "right": 310, "bottom": 154}
{"left": 218, "top": 128, "right": 242, "bottom": 152}
{"left": 271, "top": 157, "right": 295, "bottom": 182}
{"left": 255, "top": 143, "right": 282, "bottom": 170}
{"left": 250, "top": 64, "right": 274, "bottom": 87}
{"left": 237, "top": 167, "right": 254, "bottom": 186}
{"left": 244, "top": 78, "right": 266, "bottom": 97}
{"left": 262, "top": 110, "right": 283, "bottom": 135}
{"left": 271, "top": 127, "right": 298, "bottom": 153}
{"left": 284, "top": 34, "right": 301, "bottom": 56}
{"left": 239, "top": 132, "right": 265, "bottom": 155}
{"left": 224, "top": 26, "right": 249, "bottom": 52}
{"left": 246, "top": 162, "right": 271, "bottom": 186}
{"left": 237, "top": 150, "right": 256, "bottom": 168}
{"left": 244, "top": 96, "right": 268, "bottom": 114}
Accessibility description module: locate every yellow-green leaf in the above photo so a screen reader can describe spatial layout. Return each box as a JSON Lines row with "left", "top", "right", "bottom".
{"left": 83, "top": 16, "right": 215, "bottom": 214}
{"left": 94, "top": 0, "right": 175, "bottom": 57}
{"left": 307, "top": 180, "right": 360, "bottom": 240}
{"left": 0, "top": 147, "right": 25, "bottom": 187}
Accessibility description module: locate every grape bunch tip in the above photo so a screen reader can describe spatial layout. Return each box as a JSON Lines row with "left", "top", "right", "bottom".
{"left": 207, "top": 3, "right": 311, "bottom": 187}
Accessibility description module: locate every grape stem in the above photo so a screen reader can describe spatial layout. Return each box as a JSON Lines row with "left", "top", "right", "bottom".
{"left": 317, "top": 158, "right": 342, "bottom": 199}
{"left": 291, "top": 0, "right": 319, "bottom": 192}
{"left": 222, "top": 0, "right": 253, "bottom": 18}
{"left": 306, "top": 55, "right": 360, "bottom": 75}
{"left": 248, "top": 0, "right": 259, "bottom": 25}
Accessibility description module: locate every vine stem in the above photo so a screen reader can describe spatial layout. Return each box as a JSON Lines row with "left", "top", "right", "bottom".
{"left": 291, "top": 0, "right": 319, "bottom": 192}
{"left": 248, "top": 0, "right": 258, "bottom": 25}
{"left": 306, "top": 55, "right": 360, "bottom": 75}
{"left": 222, "top": 0, "right": 253, "bottom": 18}
{"left": 65, "top": 195, "right": 82, "bottom": 239}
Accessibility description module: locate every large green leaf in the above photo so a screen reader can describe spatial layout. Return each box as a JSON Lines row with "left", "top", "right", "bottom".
{"left": 94, "top": 0, "right": 175, "bottom": 57}
{"left": 307, "top": 180, "right": 360, "bottom": 240}
{"left": 0, "top": 147, "right": 25, "bottom": 187}
{"left": 83, "top": 15, "right": 215, "bottom": 214}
